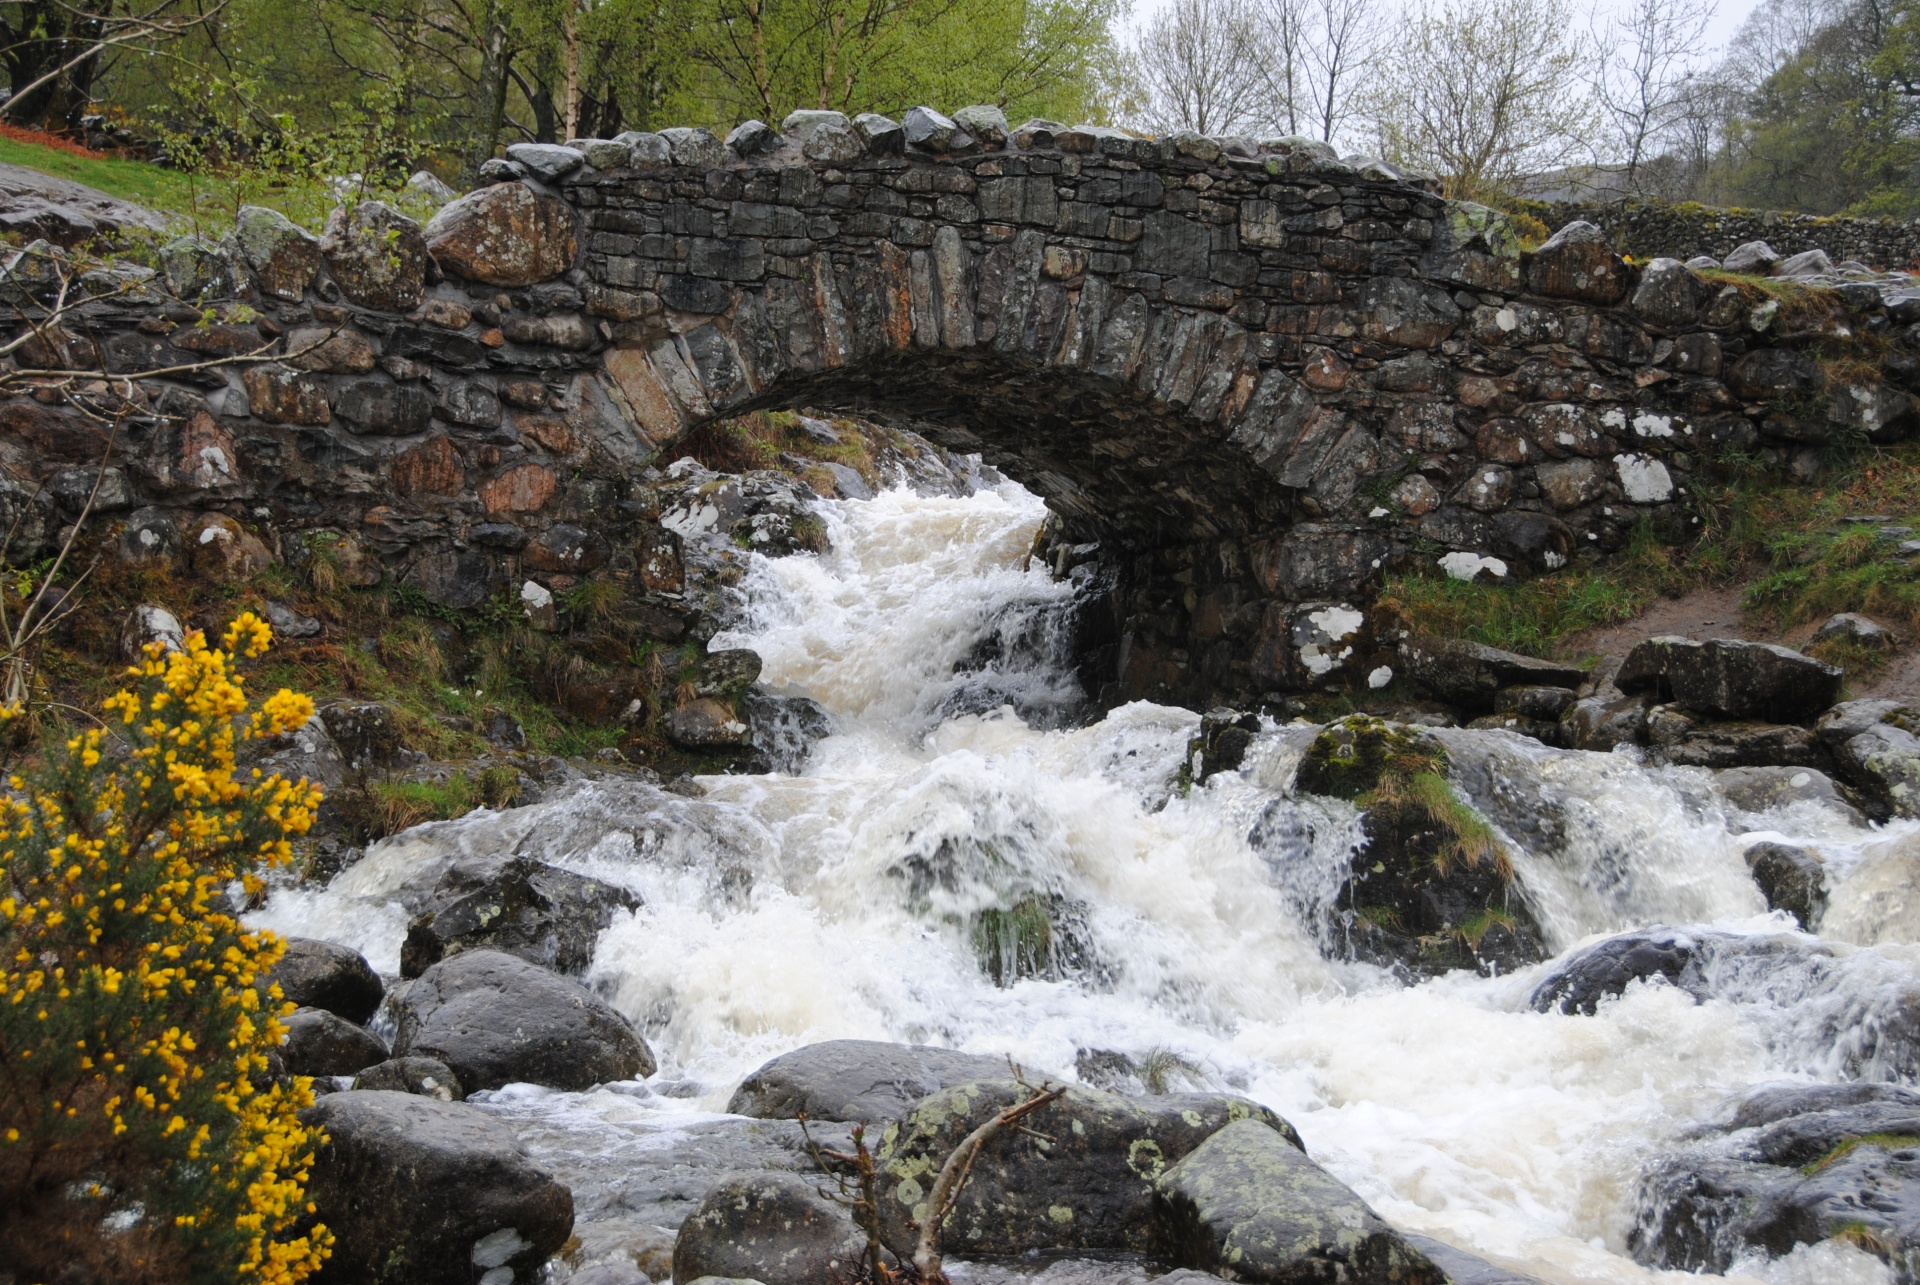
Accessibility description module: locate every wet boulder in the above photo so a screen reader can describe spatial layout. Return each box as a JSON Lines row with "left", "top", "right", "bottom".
{"left": 1402, "top": 1234, "right": 1546, "bottom": 1284}
{"left": 727, "top": 1039, "right": 1014, "bottom": 1123}
{"left": 267, "top": 937, "right": 384, "bottom": 1024}
{"left": 391, "top": 949, "right": 656, "bottom": 1091}
{"left": 400, "top": 855, "right": 638, "bottom": 978}
{"left": 1529, "top": 928, "right": 1849, "bottom": 1018}
{"left": 302, "top": 1090, "right": 574, "bottom": 1285}
{"left": 1397, "top": 636, "right": 1584, "bottom": 715}
{"left": 1815, "top": 700, "right": 1920, "bottom": 818}
{"left": 1714, "top": 765, "right": 1863, "bottom": 824}
{"left": 1561, "top": 691, "right": 1653, "bottom": 751}
{"left": 670, "top": 1171, "right": 864, "bottom": 1285}
{"left": 743, "top": 691, "right": 833, "bottom": 774}
{"left": 1658, "top": 719, "right": 1827, "bottom": 770}
{"left": 352, "top": 1055, "right": 463, "bottom": 1101}
{"left": 1293, "top": 716, "right": 1544, "bottom": 977}
{"left": 1156, "top": 1119, "right": 1440, "bottom": 1284}
{"left": 1631, "top": 1083, "right": 1920, "bottom": 1279}
{"left": 1744, "top": 841, "right": 1827, "bottom": 928}
{"left": 1615, "top": 637, "right": 1841, "bottom": 724}
{"left": 279, "top": 1006, "right": 389, "bottom": 1077}
{"left": 668, "top": 697, "right": 753, "bottom": 749}
{"left": 874, "top": 1080, "right": 1299, "bottom": 1256}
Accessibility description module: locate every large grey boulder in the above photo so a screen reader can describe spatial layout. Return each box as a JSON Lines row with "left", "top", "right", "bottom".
{"left": 727, "top": 1039, "right": 1013, "bottom": 1122}
{"left": 399, "top": 855, "right": 637, "bottom": 978}
{"left": 1629, "top": 257, "right": 1708, "bottom": 329}
{"left": 505, "top": 141, "right": 585, "bottom": 182}
{"left": 1156, "top": 1120, "right": 1440, "bottom": 1284}
{"left": 1744, "top": 840, "right": 1828, "bottom": 928}
{"left": 392, "top": 949, "right": 655, "bottom": 1091}
{"left": 874, "top": 1080, "right": 1299, "bottom": 1255}
{"left": 320, "top": 200, "right": 427, "bottom": 310}
{"left": 670, "top": 1171, "right": 864, "bottom": 1285}
{"left": 280, "top": 1006, "right": 388, "bottom": 1077}
{"left": 1524, "top": 221, "right": 1628, "bottom": 304}
{"left": 1615, "top": 637, "right": 1841, "bottom": 724}
{"left": 302, "top": 1090, "right": 574, "bottom": 1285}
{"left": 267, "top": 937, "right": 383, "bottom": 1024}
{"left": 1722, "top": 240, "right": 1780, "bottom": 275}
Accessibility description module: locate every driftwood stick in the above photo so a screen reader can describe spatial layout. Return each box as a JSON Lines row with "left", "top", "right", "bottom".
{"left": 911, "top": 1085, "right": 1064, "bottom": 1282}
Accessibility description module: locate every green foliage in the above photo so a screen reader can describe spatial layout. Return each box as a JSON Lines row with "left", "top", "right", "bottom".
{"left": 970, "top": 894, "right": 1056, "bottom": 986}
{"left": 353, "top": 765, "right": 525, "bottom": 838}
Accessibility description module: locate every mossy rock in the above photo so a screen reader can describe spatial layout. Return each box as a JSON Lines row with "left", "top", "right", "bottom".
{"left": 1294, "top": 716, "right": 1544, "bottom": 977}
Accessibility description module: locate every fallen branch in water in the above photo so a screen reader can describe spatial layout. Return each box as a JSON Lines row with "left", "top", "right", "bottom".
{"left": 911, "top": 1077, "right": 1066, "bottom": 1283}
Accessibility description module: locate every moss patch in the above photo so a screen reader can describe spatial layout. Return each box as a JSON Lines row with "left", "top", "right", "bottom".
{"left": 1802, "top": 1134, "right": 1920, "bottom": 1176}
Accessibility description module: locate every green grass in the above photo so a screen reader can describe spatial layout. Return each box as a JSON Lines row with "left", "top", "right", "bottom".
{"left": 1802, "top": 1134, "right": 1920, "bottom": 1175}
{"left": 0, "top": 135, "right": 213, "bottom": 219}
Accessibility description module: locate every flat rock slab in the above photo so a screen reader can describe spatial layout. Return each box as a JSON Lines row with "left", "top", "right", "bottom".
{"left": 1155, "top": 1120, "right": 1440, "bottom": 1284}
{"left": 727, "top": 1038, "right": 1016, "bottom": 1122}
{"left": 1399, "top": 636, "right": 1586, "bottom": 713}
{"left": 1616, "top": 637, "right": 1841, "bottom": 723}
{"left": 0, "top": 162, "right": 168, "bottom": 245}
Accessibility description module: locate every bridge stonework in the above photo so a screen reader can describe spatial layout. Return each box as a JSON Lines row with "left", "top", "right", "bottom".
{"left": 0, "top": 116, "right": 1909, "bottom": 712}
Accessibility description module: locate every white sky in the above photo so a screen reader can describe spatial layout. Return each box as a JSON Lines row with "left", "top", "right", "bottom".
{"left": 1118, "top": 0, "right": 1763, "bottom": 62}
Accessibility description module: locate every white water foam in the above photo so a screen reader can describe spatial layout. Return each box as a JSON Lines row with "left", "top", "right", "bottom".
{"left": 259, "top": 477, "right": 1920, "bottom": 1285}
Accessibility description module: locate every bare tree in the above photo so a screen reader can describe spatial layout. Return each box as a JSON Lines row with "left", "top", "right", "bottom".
{"left": 1135, "top": 0, "right": 1270, "bottom": 135}
{"left": 1302, "top": 0, "right": 1379, "bottom": 143}
{"left": 1363, "top": 0, "right": 1594, "bottom": 201}
{"left": 1245, "top": 0, "right": 1310, "bottom": 135}
{"left": 1592, "top": 0, "right": 1718, "bottom": 194}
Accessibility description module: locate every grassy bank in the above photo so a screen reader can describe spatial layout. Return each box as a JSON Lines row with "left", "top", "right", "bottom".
{"left": 1380, "top": 442, "right": 1920, "bottom": 662}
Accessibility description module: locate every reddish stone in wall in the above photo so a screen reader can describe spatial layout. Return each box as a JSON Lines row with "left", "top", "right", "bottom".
{"left": 479, "top": 463, "right": 556, "bottom": 514}
{"left": 394, "top": 436, "right": 465, "bottom": 497}
{"left": 424, "top": 184, "right": 578, "bottom": 288}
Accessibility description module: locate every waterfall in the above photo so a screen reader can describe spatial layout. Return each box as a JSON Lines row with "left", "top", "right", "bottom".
{"left": 255, "top": 475, "right": 1920, "bottom": 1285}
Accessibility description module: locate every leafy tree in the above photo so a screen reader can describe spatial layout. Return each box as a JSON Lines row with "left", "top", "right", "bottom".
{"left": 0, "top": 613, "right": 330, "bottom": 1285}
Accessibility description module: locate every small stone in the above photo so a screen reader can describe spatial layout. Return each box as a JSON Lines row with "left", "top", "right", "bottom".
{"left": 668, "top": 697, "right": 752, "bottom": 748}
{"left": 334, "top": 378, "right": 432, "bottom": 435}
{"left": 243, "top": 365, "right": 331, "bottom": 425}
{"left": 352, "top": 1056, "right": 463, "bottom": 1101}
{"left": 118, "top": 508, "right": 181, "bottom": 566}
{"left": 1744, "top": 840, "right": 1827, "bottom": 928}
{"left": 1775, "top": 248, "right": 1834, "bottom": 278}
{"left": 189, "top": 513, "right": 273, "bottom": 582}
{"left": 1722, "top": 240, "right": 1780, "bottom": 275}
{"left": 902, "top": 105, "right": 958, "bottom": 151}
{"left": 1525, "top": 221, "right": 1629, "bottom": 305}
{"left": 578, "top": 138, "right": 631, "bottom": 170}
{"left": 658, "top": 126, "right": 729, "bottom": 166}
{"left": 504, "top": 142, "right": 585, "bottom": 181}
{"left": 852, "top": 112, "right": 905, "bottom": 153}
{"left": 725, "top": 119, "right": 783, "bottom": 156}
{"left": 952, "top": 104, "right": 1010, "bottom": 146}
{"left": 403, "top": 170, "right": 458, "bottom": 204}
{"left": 161, "top": 235, "right": 237, "bottom": 300}
{"left": 120, "top": 604, "right": 184, "bottom": 659}
{"left": 266, "top": 601, "right": 322, "bottom": 638}
{"left": 285, "top": 324, "right": 378, "bottom": 374}
{"left": 1815, "top": 612, "right": 1895, "bottom": 650}
{"left": 614, "top": 130, "right": 671, "bottom": 164}
{"left": 281, "top": 1006, "right": 389, "bottom": 1076}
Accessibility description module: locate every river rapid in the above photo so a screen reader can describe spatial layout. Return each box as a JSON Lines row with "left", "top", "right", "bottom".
{"left": 256, "top": 475, "right": 1920, "bottom": 1285}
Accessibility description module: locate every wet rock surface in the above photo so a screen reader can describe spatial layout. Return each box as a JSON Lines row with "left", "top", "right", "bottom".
{"left": 400, "top": 854, "right": 639, "bottom": 978}
{"left": 279, "top": 1005, "right": 389, "bottom": 1076}
{"left": 1615, "top": 637, "right": 1842, "bottom": 724}
{"left": 392, "top": 948, "right": 656, "bottom": 1091}
{"left": 302, "top": 1089, "right": 575, "bottom": 1285}
{"left": 727, "top": 1038, "right": 1016, "bottom": 1122}
{"left": 267, "top": 936, "right": 384, "bottom": 1024}
{"left": 1156, "top": 1119, "right": 1440, "bottom": 1284}
{"left": 669, "top": 1171, "right": 864, "bottom": 1285}
{"left": 1632, "top": 1083, "right": 1920, "bottom": 1279}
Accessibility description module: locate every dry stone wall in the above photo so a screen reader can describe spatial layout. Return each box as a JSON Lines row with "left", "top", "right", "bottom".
{"left": 0, "top": 111, "right": 1913, "bottom": 712}
{"left": 1546, "top": 197, "right": 1920, "bottom": 272}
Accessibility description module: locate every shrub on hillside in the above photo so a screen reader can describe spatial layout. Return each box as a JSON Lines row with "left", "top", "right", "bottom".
{"left": 0, "top": 612, "right": 331, "bottom": 1284}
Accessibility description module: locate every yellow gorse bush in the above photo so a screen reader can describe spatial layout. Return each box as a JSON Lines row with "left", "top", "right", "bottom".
{"left": 0, "top": 612, "right": 332, "bottom": 1284}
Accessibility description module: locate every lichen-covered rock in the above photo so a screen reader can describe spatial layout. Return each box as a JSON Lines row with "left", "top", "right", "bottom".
{"left": 321, "top": 200, "right": 427, "bottom": 310}
{"left": 670, "top": 1171, "right": 864, "bottom": 1285}
{"left": 727, "top": 1039, "right": 1014, "bottom": 1122}
{"left": 1292, "top": 716, "right": 1543, "bottom": 976}
{"left": 391, "top": 948, "right": 655, "bottom": 1091}
{"left": 668, "top": 697, "right": 752, "bottom": 749}
{"left": 268, "top": 937, "right": 384, "bottom": 1024}
{"left": 425, "top": 182, "right": 579, "bottom": 287}
{"left": 400, "top": 855, "right": 637, "bottom": 978}
{"left": 505, "top": 141, "right": 585, "bottom": 181}
{"left": 1629, "top": 257, "right": 1708, "bottom": 329}
{"left": 301, "top": 1090, "right": 574, "bottom": 1285}
{"left": 1156, "top": 1119, "right": 1440, "bottom": 1284}
{"left": 188, "top": 512, "right": 273, "bottom": 581}
{"left": 235, "top": 205, "right": 321, "bottom": 300}
{"left": 874, "top": 1080, "right": 1299, "bottom": 1256}
{"left": 161, "top": 234, "right": 238, "bottom": 299}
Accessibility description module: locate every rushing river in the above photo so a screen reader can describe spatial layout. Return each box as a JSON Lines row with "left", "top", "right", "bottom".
{"left": 257, "top": 475, "right": 1920, "bottom": 1285}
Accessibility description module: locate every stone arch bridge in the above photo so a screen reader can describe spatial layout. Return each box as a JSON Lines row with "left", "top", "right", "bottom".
{"left": 0, "top": 108, "right": 1903, "bottom": 708}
